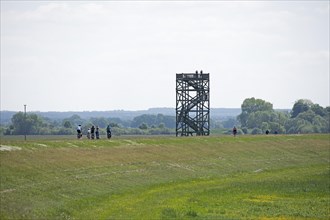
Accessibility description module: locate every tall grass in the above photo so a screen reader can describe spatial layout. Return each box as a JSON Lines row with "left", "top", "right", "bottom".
{"left": 0, "top": 134, "right": 329, "bottom": 219}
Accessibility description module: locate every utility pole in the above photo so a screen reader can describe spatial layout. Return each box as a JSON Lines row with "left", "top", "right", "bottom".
{"left": 24, "top": 104, "right": 27, "bottom": 141}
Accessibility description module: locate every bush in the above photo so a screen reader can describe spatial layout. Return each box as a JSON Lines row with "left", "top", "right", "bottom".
{"left": 241, "top": 127, "right": 248, "bottom": 134}
{"left": 300, "top": 125, "right": 315, "bottom": 134}
{"left": 251, "top": 128, "right": 262, "bottom": 135}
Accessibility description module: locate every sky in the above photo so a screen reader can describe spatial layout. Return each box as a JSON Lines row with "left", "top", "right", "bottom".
{"left": 1, "top": 1, "right": 329, "bottom": 112}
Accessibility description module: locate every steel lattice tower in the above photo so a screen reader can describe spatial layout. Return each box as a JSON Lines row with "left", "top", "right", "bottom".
{"left": 176, "top": 71, "right": 210, "bottom": 136}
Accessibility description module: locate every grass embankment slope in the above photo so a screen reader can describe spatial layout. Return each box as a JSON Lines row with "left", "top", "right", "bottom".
{"left": 0, "top": 134, "right": 329, "bottom": 219}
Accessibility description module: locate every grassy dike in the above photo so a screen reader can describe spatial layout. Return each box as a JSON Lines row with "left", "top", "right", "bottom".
{"left": 0, "top": 134, "right": 329, "bottom": 219}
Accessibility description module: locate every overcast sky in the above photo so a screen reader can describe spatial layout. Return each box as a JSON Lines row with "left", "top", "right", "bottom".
{"left": 1, "top": 1, "right": 329, "bottom": 111}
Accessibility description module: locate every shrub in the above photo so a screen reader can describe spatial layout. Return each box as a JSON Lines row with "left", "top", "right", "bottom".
{"left": 251, "top": 128, "right": 262, "bottom": 135}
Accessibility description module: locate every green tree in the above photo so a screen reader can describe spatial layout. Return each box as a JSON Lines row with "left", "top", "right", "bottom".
{"left": 246, "top": 111, "right": 275, "bottom": 129}
{"left": 297, "top": 110, "right": 317, "bottom": 123}
{"left": 241, "top": 127, "right": 248, "bottom": 134}
{"left": 261, "top": 122, "right": 269, "bottom": 132}
{"left": 286, "top": 100, "right": 329, "bottom": 133}
{"left": 237, "top": 112, "right": 249, "bottom": 129}
{"left": 291, "top": 99, "right": 313, "bottom": 118}
{"left": 241, "top": 97, "right": 273, "bottom": 114}
{"left": 64, "top": 114, "right": 84, "bottom": 127}
{"left": 11, "top": 112, "right": 26, "bottom": 134}
{"left": 11, "top": 112, "right": 44, "bottom": 135}
{"left": 268, "top": 122, "right": 286, "bottom": 134}
{"left": 90, "top": 117, "right": 108, "bottom": 128}
{"left": 109, "top": 122, "right": 120, "bottom": 128}
{"left": 311, "top": 104, "right": 327, "bottom": 117}
{"left": 63, "top": 121, "right": 72, "bottom": 128}
{"left": 237, "top": 98, "right": 291, "bottom": 133}
{"left": 158, "top": 123, "right": 165, "bottom": 129}
{"left": 132, "top": 114, "right": 156, "bottom": 128}
{"left": 325, "top": 107, "right": 330, "bottom": 114}
{"left": 285, "top": 117, "right": 317, "bottom": 134}
{"left": 251, "top": 128, "right": 262, "bottom": 135}
{"left": 238, "top": 97, "right": 273, "bottom": 127}
{"left": 312, "top": 115, "right": 329, "bottom": 133}
{"left": 139, "top": 123, "right": 148, "bottom": 130}
{"left": 131, "top": 114, "right": 175, "bottom": 128}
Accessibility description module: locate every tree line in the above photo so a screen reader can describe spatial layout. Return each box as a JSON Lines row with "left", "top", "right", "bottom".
{"left": 1, "top": 98, "right": 328, "bottom": 136}
{"left": 1, "top": 113, "right": 177, "bottom": 136}
{"left": 236, "top": 98, "right": 329, "bottom": 134}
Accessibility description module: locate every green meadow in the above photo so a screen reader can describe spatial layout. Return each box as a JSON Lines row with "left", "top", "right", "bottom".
{"left": 0, "top": 134, "right": 329, "bottom": 219}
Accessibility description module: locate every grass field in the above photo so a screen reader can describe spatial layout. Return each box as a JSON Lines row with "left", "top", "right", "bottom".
{"left": 0, "top": 134, "right": 329, "bottom": 219}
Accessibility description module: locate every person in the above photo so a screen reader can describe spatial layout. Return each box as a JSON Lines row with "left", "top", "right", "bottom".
{"left": 233, "top": 126, "right": 237, "bottom": 137}
{"left": 87, "top": 128, "right": 91, "bottom": 139}
{"left": 91, "top": 125, "right": 95, "bottom": 139}
{"left": 106, "top": 124, "right": 112, "bottom": 139}
{"left": 77, "top": 125, "right": 82, "bottom": 139}
{"left": 95, "top": 126, "right": 100, "bottom": 139}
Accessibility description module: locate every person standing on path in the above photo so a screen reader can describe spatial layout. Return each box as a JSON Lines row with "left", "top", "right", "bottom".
{"left": 233, "top": 126, "right": 237, "bottom": 137}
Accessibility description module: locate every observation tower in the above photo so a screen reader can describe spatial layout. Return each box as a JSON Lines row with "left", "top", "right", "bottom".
{"left": 176, "top": 71, "right": 210, "bottom": 136}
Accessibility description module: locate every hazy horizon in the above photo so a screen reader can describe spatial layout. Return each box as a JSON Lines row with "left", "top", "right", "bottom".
{"left": 0, "top": 106, "right": 295, "bottom": 113}
{"left": 1, "top": 1, "right": 329, "bottom": 112}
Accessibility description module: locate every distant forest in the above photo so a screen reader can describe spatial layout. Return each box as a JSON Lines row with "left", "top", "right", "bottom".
{"left": 0, "top": 108, "right": 242, "bottom": 124}
{"left": 0, "top": 108, "right": 242, "bottom": 136}
{"left": 1, "top": 98, "right": 328, "bottom": 136}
